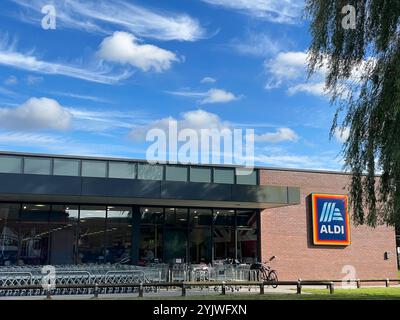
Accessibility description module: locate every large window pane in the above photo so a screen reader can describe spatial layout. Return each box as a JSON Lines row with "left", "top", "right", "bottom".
{"left": 105, "top": 207, "right": 132, "bottom": 264}
{"left": 49, "top": 205, "right": 79, "bottom": 264}
{"left": 236, "top": 168, "right": 257, "bottom": 185}
{"left": 140, "top": 207, "right": 164, "bottom": 225}
{"left": 0, "top": 156, "right": 22, "bottom": 173}
{"left": 189, "top": 209, "right": 212, "bottom": 264}
{"left": 139, "top": 226, "right": 162, "bottom": 264}
{"left": 213, "top": 168, "right": 234, "bottom": 184}
{"left": 165, "top": 208, "right": 188, "bottom": 227}
{"left": 165, "top": 165, "right": 188, "bottom": 182}
{"left": 107, "top": 206, "right": 132, "bottom": 224}
{"left": 19, "top": 204, "right": 51, "bottom": 265}
{"left": 164, "top": 228, "right": 187, "bottom": 264}
{"left": 78, "top": 206, "right": 106, "bottom": 264}
{"left": 50, "top": 205, "right": 79, "bottom": 222}
{"left": 164, "top": 208, "right": 188, "bottom": 263}
{"left": 109, "top": 162, "right": 135, "bottom": 179}
{"left": 190, "top": 228, "right": 211, "bottom": 264}
{"left": 190, "top": 167, "right": 211, "bottom": 183}
{"left": 237, "top": 210, "right": 258, "bottom": 263}
{"left": 81, "top": 160, "right": 107, "bottom": 178}
{"left": 0, "top": 220, "right": 19, "bottom": 265}
{"left": 213, "top": 227, "right": 235, "bottom": 261}
{"left": 24, "top": 157, "right": 51, "bottom": 175}
{"left": 190, "top": 209, "right": 212, "bottom": 227}
{"left": 53, "top": 159, "right": 80, "bottom": 176}
{"left": 137, "top": 163, "right": 163, "bottom": 180}
{"left": 21, "top": 204, "right": 50, "bottom": 221}
{"left": 0, "top": 203, "right": 20, "bottom": 220}
{"left": 213, "top": 209, "right": 235, "bottom": 226}
{"left": 213, "top": 209, "right": 236, "bottom": 262}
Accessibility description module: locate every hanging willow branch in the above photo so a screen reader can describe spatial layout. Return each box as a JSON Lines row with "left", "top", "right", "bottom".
{"left": 305, "top": 0, "right": 400, "bottom": 227}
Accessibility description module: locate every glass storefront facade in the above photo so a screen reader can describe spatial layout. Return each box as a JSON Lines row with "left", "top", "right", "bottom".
{"left": 0, "top": 203, "right": 259, "bottom": 266}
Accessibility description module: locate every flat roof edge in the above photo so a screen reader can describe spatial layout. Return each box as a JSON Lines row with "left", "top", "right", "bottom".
{"left": 0, "top": 150, "right": 354, "bottom": 175}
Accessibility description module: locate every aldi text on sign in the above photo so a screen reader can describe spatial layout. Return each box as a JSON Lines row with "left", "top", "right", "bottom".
{"left": 311, "top": 193, "right": 350, "bottom": 246}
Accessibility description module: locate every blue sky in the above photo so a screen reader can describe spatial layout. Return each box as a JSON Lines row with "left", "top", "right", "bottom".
{"left": 0, "top": 0, "right": 348, "bottom": 170}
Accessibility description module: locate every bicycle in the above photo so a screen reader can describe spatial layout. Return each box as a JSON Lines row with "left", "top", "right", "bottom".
{"left": 250, "top": 256, "right": 278, "bottom": 288}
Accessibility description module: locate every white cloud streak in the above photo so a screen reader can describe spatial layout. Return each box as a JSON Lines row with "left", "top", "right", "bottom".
{"left": 4, "top": 75, "right": 18, "bottom": 85}
{"left": 200, "top": 77, "right": 217, "bottom": 84}
{"left": 201, "top": 0, "right": 304, "bottom": 24}
{"left": 229, "top": 33, "right": 283, "bottom": 57}
{"left": 167, "top": 88, "right": 241, "bottom": 104}
{"left": 254, "top": 127, "right": 299, "bottom": 143}
{"left": 11, "top": 0, "right": 206, "bottom": 41}
{"left": 0, "top": 43, "right": 131, "bottom": 84}
{"left": 50, "top": 92, "right": 112, "bottom": 104}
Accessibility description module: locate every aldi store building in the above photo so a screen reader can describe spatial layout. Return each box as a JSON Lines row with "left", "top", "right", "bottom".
{"left": 0, "top": 151, "right": 397, "bottom": 280}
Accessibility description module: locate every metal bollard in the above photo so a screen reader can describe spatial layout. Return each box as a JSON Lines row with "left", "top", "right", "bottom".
{"left": 385, "top": 279, "right": 390, "bottom": 287}
{"left": 356, "top": 279, "right": 361, "bottom": 288}
{"left": 329, "top": 282, "right": 335, "bottom": 294}
{"left": 296, "top": 279, "right": 302, "bottom": 294}
{"left": 139, "top": 283, "right": 144, "bottom": 298}
{"left": 182, "top": 284, "right": 187, "bottom": 297}
{"left": 93, "top": 284, "right": 99, "bottom": 298}
{"left": 221, "top": 282, "right": 226, "bottom": 295}
{"left": 260, "top": 283, "right": 265, "bottom": 295}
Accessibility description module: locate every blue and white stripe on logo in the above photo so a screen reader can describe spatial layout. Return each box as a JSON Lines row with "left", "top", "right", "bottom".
{"left": 320, "top": 202, "right": 344, "bottom": 223}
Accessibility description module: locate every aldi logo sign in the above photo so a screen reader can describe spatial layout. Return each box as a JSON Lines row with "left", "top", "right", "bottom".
{"left": 311, "top": 194, "right": 350, "bottom": 246}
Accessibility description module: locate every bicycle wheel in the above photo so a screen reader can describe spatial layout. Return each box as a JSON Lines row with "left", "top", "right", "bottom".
{"left": 268, "top": 270, "right": 278, "bottom": 288}
{"left": 260, "top": 269, "right": 269, "bottom": 282}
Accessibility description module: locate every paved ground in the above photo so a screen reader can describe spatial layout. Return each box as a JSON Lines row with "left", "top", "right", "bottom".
{"left": 0, "top": 285, "right": 300, "bottom": 300}
{"left": 2, "top": 285, "right": 398, "bottom": 300}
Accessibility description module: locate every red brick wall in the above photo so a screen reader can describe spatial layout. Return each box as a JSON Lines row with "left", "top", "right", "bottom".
{"left": 260, "top": 169, "right": 398, "bottom": 281}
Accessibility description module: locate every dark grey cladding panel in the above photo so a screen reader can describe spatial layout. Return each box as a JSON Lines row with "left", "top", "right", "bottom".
{"left": 81, "top": 177, "right": 161, "bottom": 198}
{"left": 232, "top": 185, "right": 289, "bottom": 203}
{"left": 0, "top": 173, "right": 299, "bottom": 205}
{"left": 161, "top": 181, "right": 232, "bottom": 201}
{"left": 0, "top": 173, "right": 81, "bottom": 195}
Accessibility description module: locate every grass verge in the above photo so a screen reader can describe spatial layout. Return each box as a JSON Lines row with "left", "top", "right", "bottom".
{"left": 102, "top": 287, "right": 400, "bottom": 300}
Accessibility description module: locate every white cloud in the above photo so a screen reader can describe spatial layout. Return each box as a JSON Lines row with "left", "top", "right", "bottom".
{"left": 201, "top": 89, "right": 240, "bottom": 104}
{"left": 98, "top": 32, "right": 179, "bottom": 72}
{"left": 264, "top": 51, "right": 330, "bottom": 97}
{"left": 11, "top": 0, "right": 206, "bottom": 41}
{"left": 265, "top": 50, "right": 372, "bottom": 98}
{"left": 0, "top": 97, "right": 72, "bottom": 130}
{"left": 4, "top": 75, "right": 18, "bottom": 85}
{"left": 265, "top": 51, "right": 310, "bottom": 88}
{"left": 254, "top": 128, "right": 299, "bottom": 143}
{"left": 333, "top": 127, "right": 350, "bottom": 143}
{"left": 201, "top": 0, "right": 304, "bottom": 24}
{"left": 26, "top": 75, "right": 43, "bottom": 85}
{"left": 230, "top": 33, "right": 283, "bottom": 57}
{"left": 201, "top": 77, "right": 217, "bottom": 84}
{"left": 287, "top": 82, "right": 327, "bottom": 96}
{"left": 167, "top": 88, "right": 241, "bottom": 104}
{"left": 0, "top": 43, "right": 131, "bottom": 84}
{"left": 130, "top": 109, "right": 231, "bottom": 141}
